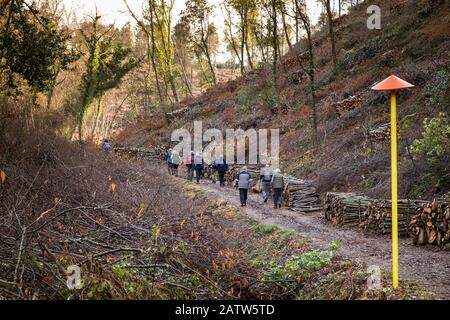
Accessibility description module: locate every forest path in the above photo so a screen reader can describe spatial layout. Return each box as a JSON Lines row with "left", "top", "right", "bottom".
{"left": 189, "top": 177, "right": 450, "bottom": 299}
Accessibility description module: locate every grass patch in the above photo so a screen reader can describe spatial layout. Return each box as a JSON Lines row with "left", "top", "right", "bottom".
{"left": 254, "top": 224, "right": 279, "bottom": 234}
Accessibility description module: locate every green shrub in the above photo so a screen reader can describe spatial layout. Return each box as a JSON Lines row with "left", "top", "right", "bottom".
{"left": 254, "top": 224, "right": 278, "bottom": 234}
{"left": 426, "top": 70, "right": 450, "bottom": 106}
{"left": 264, "top": 242, "right": 339, "bottom": 285}
{"left": 410, "top": 112, "right": 449, "bottom": 163}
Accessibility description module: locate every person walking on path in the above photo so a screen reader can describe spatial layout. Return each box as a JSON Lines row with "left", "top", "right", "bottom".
{"left": 170, "top": 150, "right": 181, "bottom": 177}
{"left": 193, "top": 153, "right": 204, "bottom": 184}
{"left": 235, "top": 166, "right": 252, "bottom": 207}
{"left": 271, "top": 168, "right": 284, "bottom": 209}
{"left": 102, "top": 139, "right": 111, "bottom": 155}
{"left": 213, "top": 156, "right": 228, "bottom": 187}
{"left": 165, "top": 148, "right": 173, "bottom": 174}
{"left": 260, "top": 164, "right": 273, "bottom": 203}
{"left": 186, "top": 151, "right": 194, "bottom": 181}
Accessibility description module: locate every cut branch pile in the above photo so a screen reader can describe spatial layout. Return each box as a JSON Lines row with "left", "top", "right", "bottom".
{"left": 369, "top": 123, "right": 390, "bottom": 142}
{"left": 333, "top": 95, "right": 363, "bottom": 116}
{"left": 283, "top": 177, "right": 321, "bottom": 212}
{"left": 362, "top": 199, "right": 427, "bottom": 237}
{"left": 324, "top": 192, "right": 371, "bottom": 226}
{"left": 409, "top": 199, "right": 450, "bottom": 248}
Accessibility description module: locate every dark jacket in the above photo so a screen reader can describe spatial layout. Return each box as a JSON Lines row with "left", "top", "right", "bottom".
{"left": 193, "top": 155, "right": 204, "bottom": 169}
{"left": 214, "top": 159, "right": 228, "bottom": 172}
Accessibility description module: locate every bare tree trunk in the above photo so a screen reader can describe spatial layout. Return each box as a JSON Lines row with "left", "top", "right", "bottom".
{"left": 244, "top": 17, "right": 253, "bottom": 70}
{"left": 271, "top": 0, "right": 279, "bottom": 114}
{"left": 201, "top": 36, "right": 216, "bottom": 85}
{"left": 272, "top": 0, "right": 278, "bottom": 82}
{"left": 105, "top": 93, "right": 129, "bottom": 139}
{"left": 240, "top": 11, "right": 245, "bottom": 74}
{"left": 225, "top": 8, "right": 242, "bottom": 68}
{"left": 281, "top": 7, "right": 292, "bottom": 50}
{"left": 295, "top": 0, "right": 318, "bottom": 144}
{"left": 90, "top": 95, "right": 103, "bottom": 140}
{"left": 325, "top": 0, "right": 337, "bottom": 68}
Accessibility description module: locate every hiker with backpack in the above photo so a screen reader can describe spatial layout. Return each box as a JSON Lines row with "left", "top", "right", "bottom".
{"left": 271, "top": 168, "right": 284, "bottom": 209}
{"left": 102, "top": 139, "right": 111, "bottom": 155}
{"left": 165, "top": 148, "right": 173, "bottom": 174}
{"left": 235, "top": 166, "right": 252, "bottom": 207}
{"left": 213, "top": 156, "right": 228, "bottom": 187}
{"left": 193, "top": 153, "right": 204, "bottom": 184}
{"left": 260, "top": 164, "right": 273, "bottom": 203}
{"left": 170, "top": 150, "right": 181, "bottom": 177}
{"left": 186, "top": 151, "right": 195, "bottom": 181}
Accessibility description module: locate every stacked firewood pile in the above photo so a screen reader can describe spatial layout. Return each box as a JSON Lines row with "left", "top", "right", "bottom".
{"left": 114, "top": 147, "right": 160, "bottom": 161}
{"left": 283, "top": 177, "right": 321, "bottom": 212}
{"left": 165, "top": 106, "right": 189, "bottom": 123}
{"left": 324, "top": 192, "right": 371, "bottom": 227}
{"left": 282, "top": 51, "right": 308, "bottom": 69}
{"left": 409, "top": 199, "right": 450, "bottom": 248}
{"left": 369, "top": 123, "right": 390, "bottom": 142}
{"left": 115, "top": 144, "right": 170, "bottom": 161}
{"left": 333, "top": 95, "right": 363, "bottom": 116}
{"left": 154, "top": 143, "right": 170, "bottom": 160}
{"left": 226, "top": 165, "right": 261, "bottom": 188}
{"left": 362, "top": 199, "right": 427, "bottom": 237}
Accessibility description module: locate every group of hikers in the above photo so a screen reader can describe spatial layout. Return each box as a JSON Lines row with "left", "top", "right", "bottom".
{"left": 101, "top": 142, "right": 285, "bottom": 209}
{"left": 165, "top": 148, "right": 285, "bottom": 209}
{"left": 165, "top": 148, "right": 228, "bottom": 186}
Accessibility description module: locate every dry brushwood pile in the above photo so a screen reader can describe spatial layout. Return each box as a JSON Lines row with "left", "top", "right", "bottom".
{"left": 369, "top": 123, "right": 390, "bottom": 142}
{"left": 409, "top": 200, "right": 450, "bottom": 248}
{"left": 362, "top": 199, "right": 427, "bottom": 237}
{"left": 324, "top": 193, "right": 371, "bottom": 227}
{"left": 283, "top": 177, "right": 321, "bottom": 213}
{"left": 333, "top": 95, "right": 363, "bottom": 116}
{"left": 0, "top": 135, "right": 383, "bottom": 300}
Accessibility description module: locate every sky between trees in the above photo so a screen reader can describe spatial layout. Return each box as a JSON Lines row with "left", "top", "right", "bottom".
{"left": 62, "top": 0, "right": 323, "bottom": 62}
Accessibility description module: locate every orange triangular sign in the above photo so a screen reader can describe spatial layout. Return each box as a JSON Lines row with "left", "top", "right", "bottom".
{"left": 371, "top": 75, "right": 415, "bottom": 91}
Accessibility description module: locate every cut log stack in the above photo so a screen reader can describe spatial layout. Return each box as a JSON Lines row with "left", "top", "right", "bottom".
{"left": 409, "top": 199, "right": 450, "bottom": 248}
{"left": 165, "top": 107, "right": 189, "bottom": 123}
{"left": 283, "top": 177, "right": 321, "bottom": 212}
{"left": 333, "top": 95, "right": 363, "bottom": 116}
{"left": 226, "top": 165, "right": 261, "bottom": 188}
{"left": 114, "top": 147, "right": 160, "bottom": 161}
{"left": 324, "top": 192, "right": 371, "bottom": 227}
{"left": 362, "top": 199, "right": 427, "bottom": 237}
{"left": 369, "top": 123, "right": 390, "bottom": 142}
{"left": 154, "top": 144, "right": 170, "bottom": 160}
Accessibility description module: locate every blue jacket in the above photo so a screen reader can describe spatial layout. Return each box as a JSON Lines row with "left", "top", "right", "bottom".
{"left": 102, "top": 143, "right": 111, "bottom": 154}
{"left": 165, "top": 151, "right": 172, "bottom": 164}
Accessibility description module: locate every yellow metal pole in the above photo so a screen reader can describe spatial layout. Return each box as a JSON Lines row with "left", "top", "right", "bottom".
{"left": 390, "top": 92, "right": 399, "bottom": 289}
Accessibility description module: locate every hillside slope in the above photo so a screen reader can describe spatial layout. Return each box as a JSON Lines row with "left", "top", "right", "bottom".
{"left": 117, "top": 0, "right": 450, "bottom": 199}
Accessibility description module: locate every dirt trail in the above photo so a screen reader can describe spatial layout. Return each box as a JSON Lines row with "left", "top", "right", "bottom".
{"left": 193, "top": 179, "right": 450, "bottom": 298}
